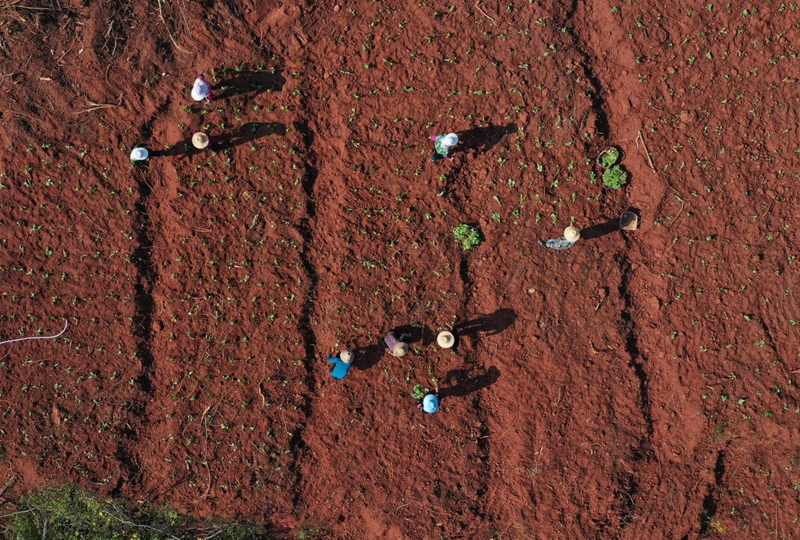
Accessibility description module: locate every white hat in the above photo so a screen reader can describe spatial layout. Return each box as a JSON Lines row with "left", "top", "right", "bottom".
{"left": 130, "top": 147, "right": 149, "bottom": 161}
{"left": 340, "top": 350, "right": 353, "bottom": 364}
{"left": 192, "top": 132, "right": 210, "bottom": 149}
{"left": 564, "top": 226, "right": 581, "bottom": 242}
{"left": 442, "top": 133, "right": 459, "bottom": 147}
{"left": 437, "top": 331, "right": 455, "bottom": 349}
{"left": 392, "top": 342, "right": 409, "bottom": 357}
{"left": 191, "top": 77, "right": 211, "bottom": 101}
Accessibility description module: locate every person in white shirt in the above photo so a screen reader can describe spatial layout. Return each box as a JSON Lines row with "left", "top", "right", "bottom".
{"left": 130, "top": 147, "right": 149, "bottom": 165}
{"left": 191, "top": 73, "right": 212, "bottom": 102}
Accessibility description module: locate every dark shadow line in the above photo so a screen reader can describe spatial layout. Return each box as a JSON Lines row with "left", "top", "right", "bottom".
{"left": 211, "top": 71, "right": 287, "bottom": 101}
{"left": 453, "top": 308, "right": 517, "bottom": 338}
{"left": 438, "top": 366, "right": 500, "bottom": 399}
{"left": 450, "top": 123, "right": 517, "bottom": 155}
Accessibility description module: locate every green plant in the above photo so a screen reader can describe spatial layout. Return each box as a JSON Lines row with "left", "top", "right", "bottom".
{"left": 453, "top": 224, "right": 481, "bottom": 250}
{"left": 4, "top": 484, "right": 270, "bottom": 539}
{"left": 412, "top": 384, "right": 427, "bottom": 400}
{"left": 602, "top": 165, "right": 628, "bottom": 189}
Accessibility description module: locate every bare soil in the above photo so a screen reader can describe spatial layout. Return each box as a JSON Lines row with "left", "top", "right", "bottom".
{"left": 0, "top": 1, "right": 798, "bottom": 538}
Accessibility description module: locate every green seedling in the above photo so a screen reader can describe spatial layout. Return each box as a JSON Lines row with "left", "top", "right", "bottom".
{"left": 603, "top": 165, "right": 628, "bottom": 189}
{"left": 453, "top": 224, "right": 481, "bottom": 250}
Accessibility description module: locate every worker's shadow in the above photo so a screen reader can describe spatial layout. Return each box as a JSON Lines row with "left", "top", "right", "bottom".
{"left": 580, "top": 217, "right": 619, "bottom": 240}
{"left": 581, "top": 208, "right": 640, "bottom": 240}
{"left": 439, "top": 366, "right": 500, "bottom": 399}
{"left": 452, "top": 123, "right": 517, "bottom": 155}
{"left": 212, "top": 71, "right": 286, "bottom": 101}
{"left": 352, "top": 344, "right": 383, "bottom": 371}
{"left": 211, "top": 122, "right": 287, "bottom": 150}
{"left": 453, "top": 308, "right": 516, "bottom": 338}
{"left": 353, "top": 324, "right": 429, "bottom": 371}
{"left": 150, "top": 123, "right": 287, "bottom": 158}
{"left": 150, "top": 141, "right": 204, "bottom": 159}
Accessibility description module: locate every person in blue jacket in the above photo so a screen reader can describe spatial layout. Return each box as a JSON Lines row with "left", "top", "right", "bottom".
{"left": 419, "top": 393, "right": 439, "bottom": 414}
{"left": 326, "top": 349, "right": 354, "bottom": 380}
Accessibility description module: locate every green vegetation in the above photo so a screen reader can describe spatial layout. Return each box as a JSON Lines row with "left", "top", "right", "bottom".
{"left": 602, "top": 165, "right": 628, "bottom": 189}
{"left": 453, "top": 224, "right": 482, "bottom": 250}
{"left": 2, "top": 485, "right": 270, "bottom": 540}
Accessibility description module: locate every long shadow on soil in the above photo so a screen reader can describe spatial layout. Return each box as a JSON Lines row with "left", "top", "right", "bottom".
{"left": 451, "top": 123, "right": 517, "bottom": 155}
{"left": 211, "top": 70, "right": 286, "bottom": 101}
{"left": 453, "top": 308, "right": 516, "bottom": 338}
{"left": 353, "top": 324, "right": 430, "bottom": 370}
{"left": 581, "top": 218, "right": 619, "bottom": 240}
{"left": 149, "top": 122, "right": 287, "bottom": 158}
{"left": 439, "top": 366, "right": 500, "bottom": 399}
{"left": 583, "top": 208, "right": 641, "bottom": 240}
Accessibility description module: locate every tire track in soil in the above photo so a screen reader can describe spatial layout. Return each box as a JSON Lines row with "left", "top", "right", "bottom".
{"left": 698, "top": 450, "right": 725, "bottom": 535}
{"left": 112, "top": 105, "right": 168, "bottom": 495}
{"left": 616, "top": 249, "right": 655, "bottom": 523}
{"left": 561, "top": 0, "right": 656, "bottom": 527}
{"left": 452, "top": 172, "right": 491, "bottom": 518}
{"left": 287, "top": 118, "right": 319, "bottom": 511}
{"left": 559, "top": 0, "right": 612, "bottom": 141}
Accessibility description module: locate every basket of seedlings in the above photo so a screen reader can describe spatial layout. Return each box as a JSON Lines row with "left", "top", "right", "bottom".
{"left": 596, "top": 146, "right": 621, "bottom": 169}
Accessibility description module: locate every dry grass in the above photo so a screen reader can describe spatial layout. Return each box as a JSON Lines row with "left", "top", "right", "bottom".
{"left": 0, "top": 0, "right": 54, "bottom": 26}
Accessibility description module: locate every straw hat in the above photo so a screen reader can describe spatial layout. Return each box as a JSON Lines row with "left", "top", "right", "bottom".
{"left": 130, "top": 147, "right": 149, "bottom": 161}
{"left": 392, "top": 342, "right": 409, "bottom": 357}
{"left": 437, "top": 331, "right": 455, "bottom": 349}
{"left": 340, "top": 349, "right": 353, "bottom": 364}
{"left": 442, "top": 133, "right": 459, "bottom": 147}
{"left": 192, "top": 132, "right": 210, "bottom": 149}
{"left": 564, "top": 226, "right": 581, "bottom": 242}
{"left": 422, "top": 394, "right": 439, "bottom": 413}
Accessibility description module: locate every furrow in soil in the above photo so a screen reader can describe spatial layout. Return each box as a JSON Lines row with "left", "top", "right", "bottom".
{"left": 559, "top": 0, "right": 612, "bottom": 140}
{"left": 698, "top": 450, "right": 726, "bottom": 535}
{"left": 288, "top": 118, "right": 319, "bottom": 511}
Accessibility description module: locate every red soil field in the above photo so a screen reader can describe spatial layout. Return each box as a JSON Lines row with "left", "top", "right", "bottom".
{"left": 0, "top": 1, "right": 798, "bottom": 538}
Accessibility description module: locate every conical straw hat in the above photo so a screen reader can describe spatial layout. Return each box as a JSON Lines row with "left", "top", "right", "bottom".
{"left": 564, "top": 226, "right": 581, "bottom": 242}
{"left": 437, "top": 331, "right": 455, "bottom": 348}
{"left": 192, "top": 132, "right": 210, "bottom": 149}
{"left": 392, "top": 342, "right": 409, "bottom": 357}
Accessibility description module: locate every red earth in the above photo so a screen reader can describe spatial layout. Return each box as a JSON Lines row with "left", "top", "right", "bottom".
{"left": 0, "top": 1, "right": 799, "bottom": 538}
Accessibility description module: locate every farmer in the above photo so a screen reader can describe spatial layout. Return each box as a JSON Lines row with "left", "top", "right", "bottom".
{"left": 192, "top": 132, "right": 210, "bottom": 150}
{"left": 418, "top": 393, "right": 439, "bottom": 414}
{"left": 429, "top": 133, "right": 458, "bottom": 161}
{"left": 130, "top": 146, "right": 149, "bottom": 165}
{"left": 384, "top": 328, "right": 411, "bottom": 357}
{"left": 326, "top": 349, "right": 354, "bottom": 380}
{"left": 539, "top": 226, "right": 580, "bottom": 250}
{"left": 191, "top": 73, "right": 212, "bottom": 102}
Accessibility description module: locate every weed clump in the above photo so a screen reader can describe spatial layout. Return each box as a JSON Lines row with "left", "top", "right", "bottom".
{"left": 453, "top": 224, "right": 482, "bottom": 250}
{"left": 603, "top": 165, "right": 628, "bottom": 189}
